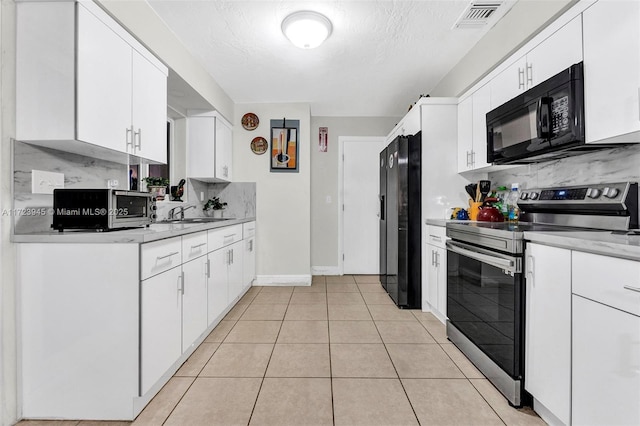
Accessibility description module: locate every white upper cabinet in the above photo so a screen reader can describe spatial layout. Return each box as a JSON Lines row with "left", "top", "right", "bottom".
{"left": 457, "top": 84, "right": 491, "bottom": 172}
{"left": 187, "top": 112, "right": 233, "bottom": 182}
{"left": 583, "top": 0, "right": 640, "bottom": 144}
{"left": 490, "top": 15, "right": 583, "bottom": 109}
{"left": 16, "top": 1, "right": 168, "bottom": 164}
{"left": 386, "top": 106, "right": 421, "bottom": 143}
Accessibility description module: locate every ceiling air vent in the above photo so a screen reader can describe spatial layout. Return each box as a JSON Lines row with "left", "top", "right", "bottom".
{"left": 453, "top": 1, "right": 503, "bottom": 29}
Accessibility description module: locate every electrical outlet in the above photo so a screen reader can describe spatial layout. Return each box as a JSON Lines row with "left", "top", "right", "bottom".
{"left": 106, "top": 179, "right": 119, "bottom": 189}
{"left": 200, "top": 192, "right": 204, "bottom": 201}
{"left": 32, "top": 170, "right": 64, "bottom": 194}
{"left": 326, "top": 196, "right": 332, "bottom": 203}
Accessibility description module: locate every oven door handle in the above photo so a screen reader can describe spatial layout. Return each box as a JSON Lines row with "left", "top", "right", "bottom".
{"left": 446, "top": 240, "right": 520, "bottom": 274}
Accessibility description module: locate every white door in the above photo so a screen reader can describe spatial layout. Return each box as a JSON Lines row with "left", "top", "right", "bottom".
{"left": 342, "top": 137, "right": 386, "bottom": 274}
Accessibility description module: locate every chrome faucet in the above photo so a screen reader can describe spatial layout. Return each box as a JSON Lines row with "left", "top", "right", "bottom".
{"left": 168, "top": 205, "right": 196, "bottom": 220}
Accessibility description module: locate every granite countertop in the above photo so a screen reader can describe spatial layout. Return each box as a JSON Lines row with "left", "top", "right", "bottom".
{"left": 524, "top": 230, "right": 640, "bottom": 261}
{"left": 12, "top": 217, "right": 256, "bottom": 244}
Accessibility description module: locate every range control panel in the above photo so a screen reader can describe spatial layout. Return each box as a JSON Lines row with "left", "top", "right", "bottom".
{"left": 518, "top": 182, "right": 637, "bottom": 207}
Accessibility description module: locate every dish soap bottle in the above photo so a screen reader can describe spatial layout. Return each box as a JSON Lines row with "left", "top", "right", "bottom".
{"left": 506, "top": 183, "right": 521, "bottom": 223}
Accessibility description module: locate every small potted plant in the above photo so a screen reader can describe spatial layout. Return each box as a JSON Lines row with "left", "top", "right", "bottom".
{"left": 143, "top": 176, "right": 170, "bottom": 201}
{"left": 203, "top": 196, "right": 227, "bottom": 218}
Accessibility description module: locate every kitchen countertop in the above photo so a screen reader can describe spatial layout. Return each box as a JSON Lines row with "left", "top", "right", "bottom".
{"left": 11, "top": 217, "right": 256, "bottom": 244}
{"left": 426, "top": 218, "right": 448, "bottom": 227}
{"left": 524, "top": 230, "right": 640, "bottom": 261}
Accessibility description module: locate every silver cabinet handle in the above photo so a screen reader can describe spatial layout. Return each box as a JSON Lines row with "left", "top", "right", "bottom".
{"left": 526, "top": 255, "right": 535, "bottom": 285}
{"left": 226, "top": 250, "right": 231, "bottom": 266}
{"left": 623, "top": 285, "right": 640, "bottom": 293}
{"left": 178, "top": 271, "right": 184, "bottom": 295}
{"left": 134, "top": 128, "right": 142, "bottom": 150}
{"left": 471, "top": 150, "right": 476, "bottom": 167}
{"left": 435, "top": 252, "right": 440, "bottom": 268}
{"left": 230, "top": 249, "right": 234, "bottom": 264}
{"left": 126, "top": 127, "right": 134, "bottom": 151}
{"left": 518, "top": 67, "right": 525, "bottom": 90}
{"left": 191, "top": 242, "right": 207, "bottom": 249}
{"left": 526, "top": 63, "right": 533, "bottom": 87}
{"left": 206, "top": 258, "right": 211, "bottom": 278}
{"left": 157, "top": 251, "right": 179, "bottom": 260}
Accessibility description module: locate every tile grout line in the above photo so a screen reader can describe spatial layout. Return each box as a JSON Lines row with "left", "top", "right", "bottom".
{"left": 322, "top": 276, "right": 337, "bottom": 426}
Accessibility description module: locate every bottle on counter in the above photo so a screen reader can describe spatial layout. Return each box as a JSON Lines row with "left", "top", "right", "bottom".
{"left": 506, "top": 183, "right": 521, "bottom": 223}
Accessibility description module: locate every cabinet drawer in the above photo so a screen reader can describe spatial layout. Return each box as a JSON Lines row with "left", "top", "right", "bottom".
{"left": 141, "top": 237, "right": 182, "bottom": 280}
{"left": 572, "top": 251, "right": 640, "bottom": 316}
{"left": 208, "top": 224, "right": 243, "bottom": 252}
{"left": 426, "top": 225, "right": 446, "bottom": 248}
{"left": 182, "top": 231, "right": 208, "bottom": 263}
{"left": 243, "top": 221, "right": 256, "bottom": 238}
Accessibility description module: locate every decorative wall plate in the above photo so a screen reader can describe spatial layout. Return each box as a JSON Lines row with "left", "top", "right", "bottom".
{"left": 251, "top": 136, "right": 268, "bottom": 155}
{"left": 242, "top": 112, "right": 259, "bottom": 130}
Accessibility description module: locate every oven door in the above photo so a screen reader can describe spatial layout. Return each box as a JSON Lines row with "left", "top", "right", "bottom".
{"left": 446, "top": 240, "right": 524, "bottom": 379}
{"left": 110, "top": 191, "right": 152, "bottom": 228}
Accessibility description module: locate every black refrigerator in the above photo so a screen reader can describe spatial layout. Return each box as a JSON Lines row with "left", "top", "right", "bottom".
{"left": 379, "top": 132, "right": 421, "bottom": 309}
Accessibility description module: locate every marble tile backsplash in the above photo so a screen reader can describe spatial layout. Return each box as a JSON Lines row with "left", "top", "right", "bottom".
{"left": 13, "top": 141, "right": 257, "bottom": 233}
{"left": 13, "top": 142, "right": 128, "bottom": 233}
{"left": 488, "top": 144, "right": 640, "bottom": 189}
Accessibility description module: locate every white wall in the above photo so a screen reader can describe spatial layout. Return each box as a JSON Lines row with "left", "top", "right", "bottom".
{"left": 96, "top": 0, "right": 234, "bottom": 122}
{"left": 233, "top": 103, "right": 312, "bottom": 283}
{"left": 0, "top": 0, "right": 17, "bottom": 423}
{"left": 431, "top": 0, "right": 577, "bottom": 96}
{"left": 310, "top": 117, "right": 399, "bottom": 272}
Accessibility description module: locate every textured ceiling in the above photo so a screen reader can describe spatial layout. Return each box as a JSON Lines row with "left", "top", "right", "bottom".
{"left": 148, "top": 0, "right": 510, "bottom": 117}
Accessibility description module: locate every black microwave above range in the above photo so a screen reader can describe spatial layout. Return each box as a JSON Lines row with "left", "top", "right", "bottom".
{"left": 52, "top": 189, "right": 156, "bottom": 232}
{"left": 487, "top": 62, "right": 590, "bottom": 165}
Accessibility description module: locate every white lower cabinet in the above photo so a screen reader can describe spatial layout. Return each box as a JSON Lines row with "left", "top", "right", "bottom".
{"left": 140, "top": 266, "right": 183, "bottom": 396}
{"left": 424, "top": 225, "right": 446, "bottom": 322}
{"left": 227, "top": 241, "right": 244, "bottom": 303}
{"left": 207, "top": 247, "right": 230, "bottom": 325}
{"left": 571, "top": 251, "right": 640, "bottom": 425}
{"left": 181, "top": 255, "right": 208, "bottom": 352}
{"left": 243, "top": 222, "right": 257, "bottom": 288}
{"left": 524, "top": 243, "right": 571, "bottom": 425}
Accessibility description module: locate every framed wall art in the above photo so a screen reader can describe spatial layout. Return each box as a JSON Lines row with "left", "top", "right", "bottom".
{"left": 270, "top": 118, "right": 299, "bottom": 172}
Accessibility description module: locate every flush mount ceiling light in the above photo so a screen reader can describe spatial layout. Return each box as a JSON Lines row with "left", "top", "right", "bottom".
{"left": 281, "top": 11, "right": 332, "bottom": 49}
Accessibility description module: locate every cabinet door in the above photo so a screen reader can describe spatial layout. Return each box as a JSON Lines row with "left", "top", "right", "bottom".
{"left": 435, "top": 247, "right": 446, "bottom": 319}
{"left": 207, "top": 248, "right": 228, "bottom": 325}
{"left": 471, "top": 84, "right": 491, "bottom": 170}
{"left": 132, "top": 51, "right": 168, "bottom": 163}
{"left": 76, "top": 3, "right": 132, "bottom": 153}
{"left": 187, "top": 116, "right": 216, "bottom": 179}
{"left": 527, "top": 15, "right": 582, "bottom": 87}
{"left": 572, "top": 295, "right": 640, "bottom": 426}
{"left": 490, "top": 56, "right": 527, "bottom": 109}
{"left": 215, "top": 117, "right": 233, "bottom": 181}
{"left": 181, "top": 256, "right": 208, "bottom": 352}
{"left": 227, "top": 241, "right": 244, "bottom": 303}
{"left": 140, "top": 267, "right": 182, "bottom": 395}
{"left": 426, "top": 245, "right": 438, "bottom": 311}
{"left": 243, "top": 236, "right": 256, "bottom": 288}
{"left": 583, "top": 0, "right": 640, "bottom": 144}
{"left": 525, "top": 244, "right": 571, "bottom": 425}
{"left": 457, "top": 96, "right": 473, "bottom": 172}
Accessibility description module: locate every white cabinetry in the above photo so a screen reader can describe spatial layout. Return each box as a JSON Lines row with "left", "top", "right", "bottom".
{"left": 16, "top": 1, "right": 168, "bottom": 164}
{"left": 583, "top": 0, "right": 640, "bottom": 144}
{"left": 457, "top": 84, "right": 491, "bottom": 172}
{"left": 424, "top": 225, "right": 447, "bottom": 322}
{"left": 386, "top": 106, "right": 421, "bottom": 142}
{"left": 207, "top": 225, "right": 244, "bottom": 324}
{"left": 181, "top": 233, "right": 209, "bottom": 352}
{"left": 490, "top": 16, "right": 582, "bottom": 109}
{"left": 572, "top": 251, "right": 640, "bottom": 426}
{"left": 524, "top": 243, "right": 572, "bottom": 426}
{"left": 187, "top": 112, "right": 234, "bottom": 182}
{"left": 243, "top": 221, "right": 257, "bottom": 287}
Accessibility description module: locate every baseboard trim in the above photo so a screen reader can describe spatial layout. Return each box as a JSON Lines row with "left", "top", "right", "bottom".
{"left": 255, "top": 275, "right": 312, "bottom": 286}
{"left": 311, "top": 266, "right": 341, "bottom": 276}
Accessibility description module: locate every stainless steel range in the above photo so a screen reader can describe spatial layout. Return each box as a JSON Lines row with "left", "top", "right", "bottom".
{"left": 445, "top": 181, "right": 638, "bottom": 407}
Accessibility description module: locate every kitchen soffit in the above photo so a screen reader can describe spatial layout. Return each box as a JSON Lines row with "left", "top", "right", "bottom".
{"left": 148, "top": 0, "right": 515, "bottom": 117}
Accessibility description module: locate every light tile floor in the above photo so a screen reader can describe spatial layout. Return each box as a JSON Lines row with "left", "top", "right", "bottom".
{"left": 18, "top": 275, "right": 545, "bottom": 426}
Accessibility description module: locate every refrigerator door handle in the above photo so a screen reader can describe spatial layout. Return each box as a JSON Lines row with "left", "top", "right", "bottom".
{"left": 380, "top": 195, "right": 385, "bottom": 220}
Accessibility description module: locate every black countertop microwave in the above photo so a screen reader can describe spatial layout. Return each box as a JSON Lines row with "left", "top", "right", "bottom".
{"left": 487, "top": 62, "right": 588, "bottom": 164}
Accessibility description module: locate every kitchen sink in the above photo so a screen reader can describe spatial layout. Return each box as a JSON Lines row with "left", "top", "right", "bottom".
{"left": 155, "top": 217, "right": 235, "bottom": 224}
